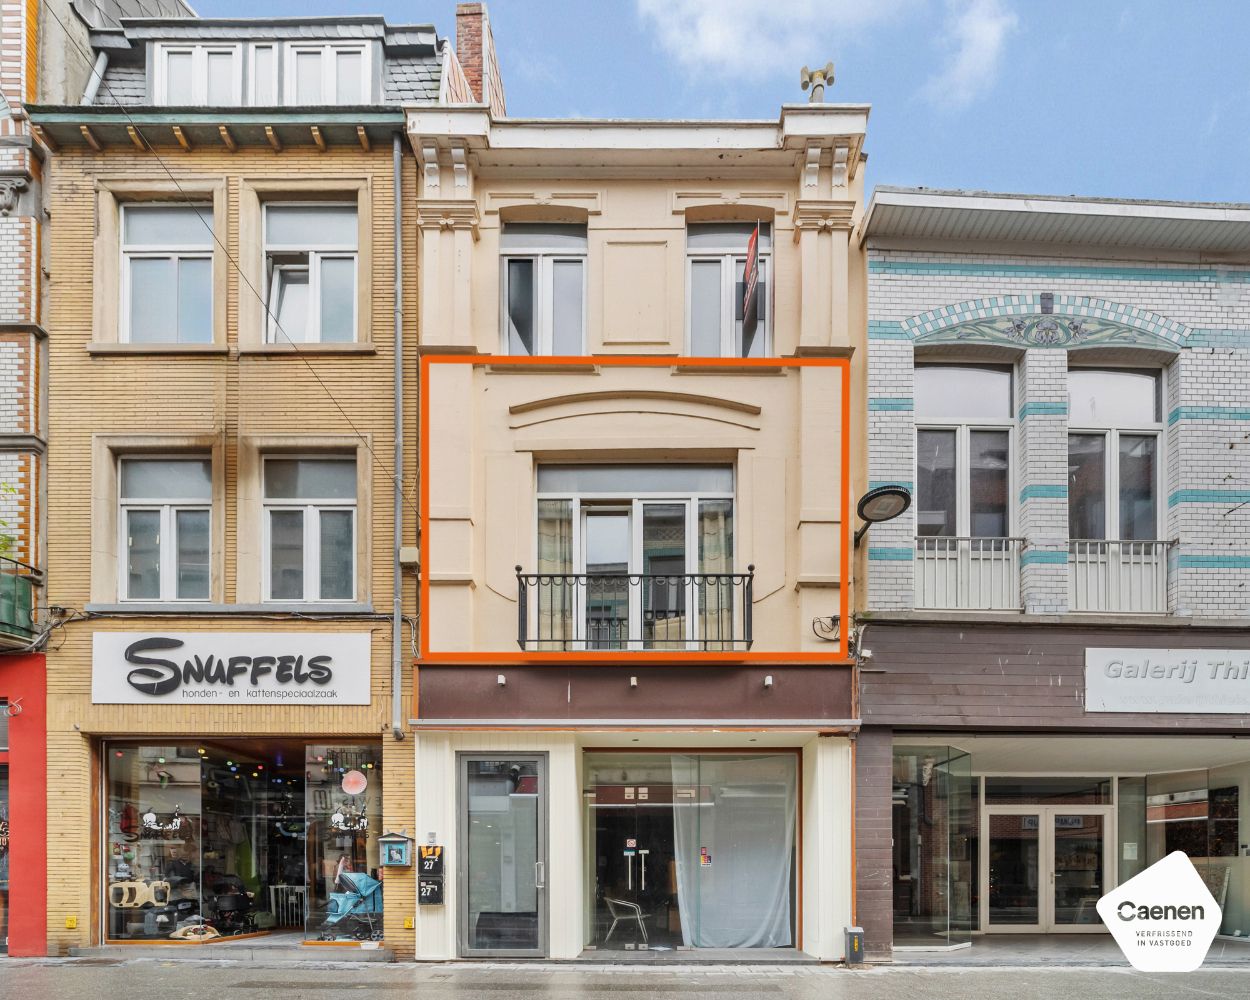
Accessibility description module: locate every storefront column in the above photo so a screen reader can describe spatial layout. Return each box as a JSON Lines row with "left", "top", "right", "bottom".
{"left": 0, "top": 654, "right": 47, "bottom": 957}
{"left": 381, "top": 733, "right": 417, "bottom": 958}
{"left": 801, "top": 735, "right": 853, "bottom": 961}
{"left": 854, "top": 727, "right": 893, "bottom": 960}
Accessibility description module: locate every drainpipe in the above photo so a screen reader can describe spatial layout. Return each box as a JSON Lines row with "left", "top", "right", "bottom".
{"left": 82, "top": 51, "right": 108, "bottom": 105}
{"left": 391, "top": 131, "right": 406, "bottom": 742}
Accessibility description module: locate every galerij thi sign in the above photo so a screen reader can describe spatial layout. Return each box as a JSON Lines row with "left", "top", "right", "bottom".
{"left": 1085, "top": 647, "right": 1250, "bottom": 713}
{"left": 92, "top": 632, "right": 371, "bottom": 705}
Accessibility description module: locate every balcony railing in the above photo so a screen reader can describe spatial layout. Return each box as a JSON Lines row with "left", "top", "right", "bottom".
{"left": 1069, "top": 540, "right": 1169, "bottom": 614}
{"left": 516, "top": 566, "right": 753, "bottom": 652}
{"left": 914, "top": 536, "right": 1023, "bottom": 611}
{"left": 0, "top": 554, "right": 38, "bottom": 645}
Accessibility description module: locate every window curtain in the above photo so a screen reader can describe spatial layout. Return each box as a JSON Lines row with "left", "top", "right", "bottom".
{"left": 671, "top": 754, "right": 796, "bottom": 948}
{"left": 697, "top": 500, "right": 734, "bottom": 650}
{"left": 536, "top": 500, "right": 573, "bottom": 649}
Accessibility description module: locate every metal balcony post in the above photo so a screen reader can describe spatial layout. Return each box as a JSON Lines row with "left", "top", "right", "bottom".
{"left": 516, "top": 565, "right": 527, "bottom": 650}
{"left": 745, "top": 564, "right": 754, "bottom": 647}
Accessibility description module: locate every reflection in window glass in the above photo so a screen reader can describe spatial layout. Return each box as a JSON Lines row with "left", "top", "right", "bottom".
{"left": 319, "top": 510, "right": 354, "bottom": 600}
{"left": 205, "top": 51, "right": 234, "bottom": 105}
{"left": 689, "top": 260, "right": 722, "bottom": 356}
{"left": 175, "top": 509, "right": 210, "bottom": 600}
{"left": 915, "top": 366, "right": 1013, "bottom": 420}
{"left": 335, "top": 51, "right": 363, "bottom": 103}
{"left": 1068, "top": 434, "right": 1107, "bottom": 539}
{"left": 265, "top": 459, "right": 356, "bottom": 500}
{"left": 272, "top": 268, "right": 310, "bottom": 342}
{"left": 129, "top": 258, "right": 177, "bottom": 344}
{"left": 252, "top": 46, "right": 275, "bottom": 104}
{"left": 319, "top": 257, "right": 355, "bottom": 344}
{"left": 125, "top": 510, "right": 161, "bottom": 600}
{"left": 269, "top": 509, "right": 304, "bottom": 600}
{"left": 177, "top": 258, "right": 213, "bottom": 344}
{"left": 295, "top": 50, "right": 322, "bottom": 103}
{"left": 506, "top": 259, "right": 535, "bottom": 355}
{"left": 1069, "top": 369, "right": 1160, "bottom": 426}
{"left": 1119, "top": 434, "right": 1157, "bottom": 540}
{"left": 969, "top": 430, "right": 1009, "bottom": 538}
{"left": 551, "top": 260, "right": 583, "bottom": 355}
{"left": 916, "top": 429, "right": 957, "bottom": 536}
{"left": 165, "top": 51, "right": 194, "bottom": 103}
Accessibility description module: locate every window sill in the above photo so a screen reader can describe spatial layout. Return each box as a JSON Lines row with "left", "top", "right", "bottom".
{"left": 239, "top": 343, "right": 377, "bottom": 356}
{"left": 87, "top": 342, "right": 229, "bottom": 355}
{"left": 85, "top": 602, "right": 376, "bottom": 615}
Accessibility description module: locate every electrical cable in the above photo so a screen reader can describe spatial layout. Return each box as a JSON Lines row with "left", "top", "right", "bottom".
{"left": 41, "top": 4, "right": 419, "bottom": 522}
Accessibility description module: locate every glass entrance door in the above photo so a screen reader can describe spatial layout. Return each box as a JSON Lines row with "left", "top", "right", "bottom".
{"left": 984, "top": 806, "right": 1110, "bottom": 932}
{"left": 459, "top": 755, "right": 547, "bottom": 957}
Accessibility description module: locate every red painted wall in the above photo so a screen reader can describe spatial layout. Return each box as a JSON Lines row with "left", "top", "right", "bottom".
{"left": 0, "top": 653, "right": 47, "bottom": 957}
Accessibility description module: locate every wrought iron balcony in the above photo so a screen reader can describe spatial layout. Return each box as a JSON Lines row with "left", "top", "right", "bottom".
{"left": 516, "top": 566, "right": 754, "bottom": 652}
{"left": 1069, "top": 539, "right": 1170, "bottom": 613}
{"left": 0, "top": 554, "right": 38, "bottom": 646}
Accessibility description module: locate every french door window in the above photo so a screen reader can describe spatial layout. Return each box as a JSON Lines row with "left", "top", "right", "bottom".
{"left": 687, "top": 222, "right": 769, "bottom": 357}
{"left": 913, "top": 365, "right": 1016, "bottom": 609}
{"left": 264, "top": 204, "right": 358, "bottom": 344}
{"left": 263, "top": 457, "right": 356, "bottom": 602}
{"left": 531, "top": 465, "right": 738, "bottom": 649}
{"left": 119, "top": 457, "right": 212, "bottom": 602}
{"left": 155, "top": 45, "right": 242, "bottom": 105}
{"left": 1067, "top": 368, "right": 1165, "bottom": 612}
{"left": 121, "top": 205, "right": 213, "bottom": 344}
{"left": 501, "top": 223, "right": 587, "bottom": 355}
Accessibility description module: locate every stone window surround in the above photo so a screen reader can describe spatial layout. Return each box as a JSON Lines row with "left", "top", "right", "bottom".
{"left": 236, "top": 434, "right": 373, "bottom": 606}
{"left": 91, "top": 433, "right": 226, "bottom": 604}
{"left": 90, "top": 178, "right": 229, "bottom": 353}
{"left": 90, "top": 433, "right": 372, "bottom": 607}
{"left": 238, "top": 177, "right": 374, "bottom": 353}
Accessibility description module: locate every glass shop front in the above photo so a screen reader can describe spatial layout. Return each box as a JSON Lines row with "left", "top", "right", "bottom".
{"left": 104, "top": 739, "right": 382, "bottom": 944}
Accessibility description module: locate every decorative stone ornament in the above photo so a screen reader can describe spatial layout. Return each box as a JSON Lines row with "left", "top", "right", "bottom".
{"left": 1097, "top": 851, "right": 1221, "bottom": 972}
{"left": 0, "top": 175, "right": 28, "bottom": 216}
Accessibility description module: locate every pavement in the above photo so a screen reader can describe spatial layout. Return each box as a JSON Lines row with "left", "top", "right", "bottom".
{"left": 2, "top": 958, "right": 1250, "bottom": 1000}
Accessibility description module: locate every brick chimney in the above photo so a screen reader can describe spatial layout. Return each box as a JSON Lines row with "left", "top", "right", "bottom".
{"left": 456, "top": 2, "right": 506, "bottom": 117}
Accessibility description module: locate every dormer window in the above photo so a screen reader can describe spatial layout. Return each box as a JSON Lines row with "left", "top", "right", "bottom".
{"left": 284, "top": 43, "right": 369, "bottom": 105}
{"left": 155, "top": 44, "right": 242, "bottom": 105}
{"left": 151, "top": 41, "right": 371, "bottom": 107}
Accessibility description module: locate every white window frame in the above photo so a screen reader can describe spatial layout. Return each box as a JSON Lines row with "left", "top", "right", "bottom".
{"left": 684, "top": 227, "right": 771, "bottom": 357}
{"left": 153, "top": 43, "right": 243, "bottom": 105}
{"left": 247, "top": 43, "right": 280, "bottom": 106}
{"left": 261, "top": 456, "right": 358, "bottom": 603}
{"left": 914, "top": 365, "right": 1016, "bottom": 539}
{"left": 282, "top": 42, "right": 371, "bottom": 105}
{"left": 499, "top": 237, "right": 588, "bottom": 356}
{"left": 535, "top": 472, "right": 736, "bottom": 648}
{"left": 263, "top": 202, "right": 359, "bottom": 344}
{"left": 117, "top": 456, "right": 212, "bottom": 603}
{"left": 119, "top": 203, "right": 214, "bottom": 344}
{"left": 1067, "top": 368, "right": 1165, "bottom": 542}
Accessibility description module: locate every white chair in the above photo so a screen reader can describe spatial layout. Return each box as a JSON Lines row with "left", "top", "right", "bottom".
{"left": 603, "top": 896, "right": 648, "bottom": 944}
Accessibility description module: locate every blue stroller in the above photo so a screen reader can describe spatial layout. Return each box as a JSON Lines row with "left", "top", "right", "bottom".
{"left": 319, "top": 871, "right": 384, "bottom": 941}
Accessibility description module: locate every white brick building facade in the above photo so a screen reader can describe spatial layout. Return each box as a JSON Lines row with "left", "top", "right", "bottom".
{"left": 865, "top": 200, "right": 1250, "bottom": 619}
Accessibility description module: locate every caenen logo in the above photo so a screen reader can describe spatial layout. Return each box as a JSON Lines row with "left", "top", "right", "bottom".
{"left": 1097, "top": 852, "right": 1221, "bottom": 972}
{"left": 124, "top": 636, "right": 334, "bottom": 697}
{"left": 1116, "top": 900, "right": 1206, "bottom": 921}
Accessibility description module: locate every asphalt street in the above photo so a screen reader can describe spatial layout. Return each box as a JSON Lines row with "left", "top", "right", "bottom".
{"left": 2, "top": 959, "right": 1249, "bottom": 1000}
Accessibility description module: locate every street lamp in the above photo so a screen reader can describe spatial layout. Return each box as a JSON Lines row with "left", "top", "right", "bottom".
{"left": 853, "top": 485, "right": 911, "bottom": 546}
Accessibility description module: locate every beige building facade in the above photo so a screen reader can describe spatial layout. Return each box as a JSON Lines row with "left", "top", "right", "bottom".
{"left": 410, "top": 105, "right": 870, "bottom": 960}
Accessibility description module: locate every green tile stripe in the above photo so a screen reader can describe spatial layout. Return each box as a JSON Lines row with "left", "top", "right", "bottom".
{"left": 1018, "top": 401, "right": 1067, "bottom": 418}
{"left": 1168, "top": 490, "right": 1250, "bottom": 507}
{"left": 869, "top": 260, "right": 1250, "bottom": 282}
{"left": 1020, "top": 484, "right": 1067, "bottom": 501}
{"left": 1168, "top": 406, "right": 1250, "bottom": 425}
{"left": 868, "top": 398, "right": 914, "bottom": 412}
{"left": 868, "top": 547, "right": 915, "bottom": 561}
{"left": 868, "top": 320, "right": 910, "bottom": 340}
{"left": 1183, "top": 329, "right": 1250, "bottom": 348}
{"left": 1177, "top": 554, "right": 1250, "bottom": 569}
{"left": 869, "top": 480, "right": 914, "bottom": 491}
{"left": 1021, "top": 550, "right": 1068, "bottom": 566}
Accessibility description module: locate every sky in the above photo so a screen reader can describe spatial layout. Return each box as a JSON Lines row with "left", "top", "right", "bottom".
{"left": 194, "top": 0, "right": 1250, "bottom": 204}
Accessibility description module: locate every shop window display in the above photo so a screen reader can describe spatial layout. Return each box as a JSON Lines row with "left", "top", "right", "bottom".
{"left": 105, "top": 740, "right": 382, "bottom": 943}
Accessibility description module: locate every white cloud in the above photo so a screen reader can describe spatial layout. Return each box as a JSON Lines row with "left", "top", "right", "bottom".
{"left": 635, "top": 0, "right": 912, "bottom": 83}
{"left": 922, "top": 0, "right": 1018, "bottom": 108}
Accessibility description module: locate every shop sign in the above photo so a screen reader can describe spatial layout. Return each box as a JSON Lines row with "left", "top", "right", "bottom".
{"left": 91, "top": 632, "right": 371, "bottom": 705}
{"left": 1085, "top": 648, "right": 1250, "bottom": 714}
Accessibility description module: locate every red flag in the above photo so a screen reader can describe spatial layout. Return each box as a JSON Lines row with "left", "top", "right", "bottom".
{"left": 743, "top": 222, "right": 759, "bottom": 324}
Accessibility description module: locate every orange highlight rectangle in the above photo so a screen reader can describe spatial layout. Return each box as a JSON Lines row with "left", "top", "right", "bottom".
{"left": 418, "top": 354, "right": 850, "bottom": 665}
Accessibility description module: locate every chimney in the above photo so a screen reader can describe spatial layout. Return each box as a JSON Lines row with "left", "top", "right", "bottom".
{"left": 456, "top": 2, "right": 506, "bottom": 116}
